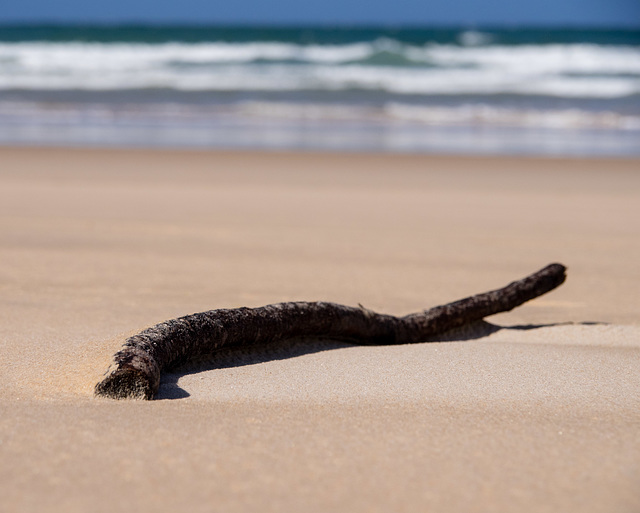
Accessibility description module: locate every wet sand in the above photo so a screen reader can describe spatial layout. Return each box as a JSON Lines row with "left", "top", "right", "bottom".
{"left": 1, "top": 147, "right": 639, "bottom": 512}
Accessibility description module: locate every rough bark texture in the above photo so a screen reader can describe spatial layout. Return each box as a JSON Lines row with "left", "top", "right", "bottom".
{"left": 95, "top": 263, "right": 566, "bottom": 400}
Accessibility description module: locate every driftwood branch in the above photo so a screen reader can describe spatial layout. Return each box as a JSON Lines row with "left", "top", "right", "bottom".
{"left": 95, "top": 263, "right": 566, "bottom": 400}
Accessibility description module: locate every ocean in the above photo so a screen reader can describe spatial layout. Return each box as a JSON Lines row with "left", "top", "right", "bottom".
{"left": 1, "top": 24, "right": 639, "bottom": 156}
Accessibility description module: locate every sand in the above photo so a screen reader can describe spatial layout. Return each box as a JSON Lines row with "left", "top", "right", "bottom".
{"left": 1, "top": 147, "right": 639, "bottom": 512}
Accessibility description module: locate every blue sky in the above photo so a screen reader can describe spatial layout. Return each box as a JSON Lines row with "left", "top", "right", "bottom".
{"left": 1, "top": 0, "right": 639, "bottom": 27}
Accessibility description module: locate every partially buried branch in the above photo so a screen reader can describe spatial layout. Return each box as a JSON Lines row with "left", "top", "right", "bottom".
{"left": 95, "top": 263, "right": 566, "bottom": 400}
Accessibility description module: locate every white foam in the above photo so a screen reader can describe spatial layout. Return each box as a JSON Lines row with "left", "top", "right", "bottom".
{"left": 0, "top": 40, "right": 639, "bottom": 98}
{"left": 2, "top": 99, "right": 639, "bottom": 132}
{"left": 384, "top": 102, "right": 640, "bottom": 130}
{"left": 415, "top": 43, "right": 640, "bottom": 75}
{"left": 457, "top": 30, "right": 494, "bottom": 47}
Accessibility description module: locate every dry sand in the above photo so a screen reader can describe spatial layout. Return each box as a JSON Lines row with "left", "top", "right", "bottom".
{"left": 0, "top": 147, "right": 639, "bottom": 512}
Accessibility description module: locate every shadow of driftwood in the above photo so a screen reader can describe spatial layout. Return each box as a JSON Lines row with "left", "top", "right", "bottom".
{"left": 156, "top": 320, "right": 600, "bottom": 400}
{"left": 158, "top": 337, "right": 356, "bottom": 400}
{"left": 506, "top": 321, "right": 608, "bottom": 331}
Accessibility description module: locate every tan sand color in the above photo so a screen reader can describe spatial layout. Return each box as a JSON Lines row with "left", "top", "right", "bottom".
{"left": 0, "top": 147, "right": 639, "bottom": 512}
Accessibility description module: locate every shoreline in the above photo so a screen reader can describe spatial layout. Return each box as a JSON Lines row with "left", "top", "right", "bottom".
{"left": 5, "top": 141, "right": 640, "bottom": 159}
{"left": 3, "top": 128, "right": 640, "bottom": 159}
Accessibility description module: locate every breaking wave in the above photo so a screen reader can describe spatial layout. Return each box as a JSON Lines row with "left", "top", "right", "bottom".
{"left": 1, "top": 39, "right": 639, "bottom": 98}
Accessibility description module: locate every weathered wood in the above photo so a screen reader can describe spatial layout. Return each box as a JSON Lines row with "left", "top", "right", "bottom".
{"left": 95, "top": 263, "right": 566, "bottom": 400}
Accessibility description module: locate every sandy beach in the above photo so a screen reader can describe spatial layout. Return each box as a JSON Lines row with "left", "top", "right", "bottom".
{"left": 1, "top": 146, "right": 639, "bottom": 512}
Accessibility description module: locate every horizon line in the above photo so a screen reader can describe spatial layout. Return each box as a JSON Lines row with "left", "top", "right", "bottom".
{"left": 1, "top": 20, "right": 639, "bottom": 30}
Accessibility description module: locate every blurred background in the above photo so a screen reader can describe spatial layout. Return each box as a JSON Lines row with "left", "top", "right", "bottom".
{"left": 1, "top": 0, "right": 639, "bottom": 156}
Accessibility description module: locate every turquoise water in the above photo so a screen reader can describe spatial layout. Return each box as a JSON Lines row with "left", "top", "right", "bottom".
{"left": 1, "top": 24, "right": 639, "bottom": 155}
{"left": 1, "top": 24, "right": 638, "bottom": 45}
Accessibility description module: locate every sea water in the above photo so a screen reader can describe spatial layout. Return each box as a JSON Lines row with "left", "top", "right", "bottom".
{"left": 0, "top": 25, "right": 638, "bottom": 156}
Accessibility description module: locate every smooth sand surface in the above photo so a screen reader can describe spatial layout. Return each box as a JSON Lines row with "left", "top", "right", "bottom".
{"left": 1, "top": 147, "right": 639, "bottom": 512}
